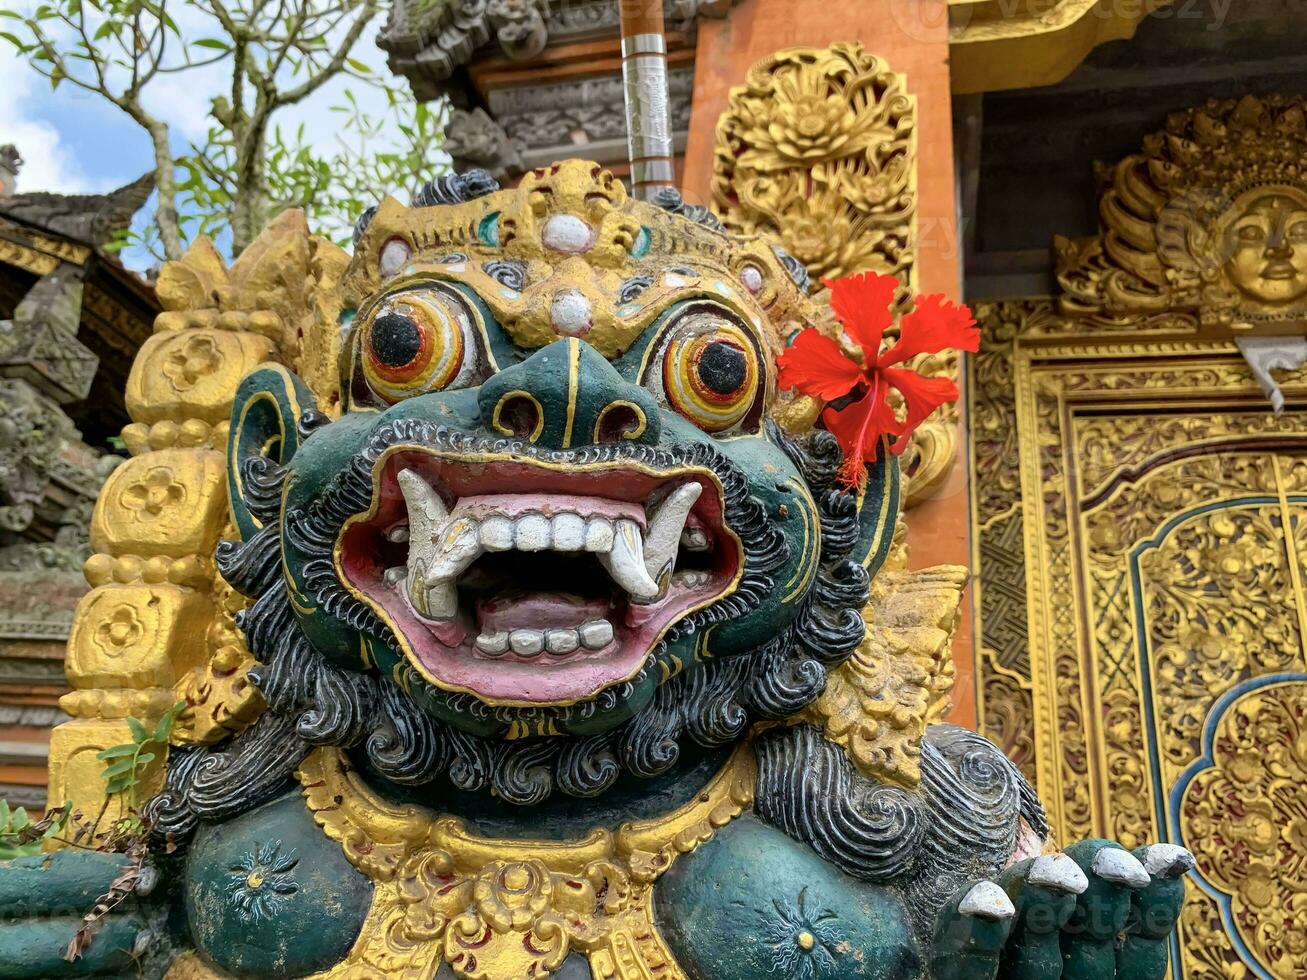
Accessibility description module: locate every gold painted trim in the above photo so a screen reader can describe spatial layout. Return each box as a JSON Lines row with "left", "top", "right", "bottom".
{"left": 297, "top": 742, "right": 755, "bottom": 879}
{"left": 297, "top": 744, "right": 754, "bottom": 978}
{"left": 780, "top": 478, "right": 820, "bottom": 603}
{"left": 489, "top": 389, "right": 545, "bottom": 443}
{"left": 562, "top": 337, "right": 580, "bottom": 448}
{"left": 591, "top": 399, "right": 649, "bottom": 443}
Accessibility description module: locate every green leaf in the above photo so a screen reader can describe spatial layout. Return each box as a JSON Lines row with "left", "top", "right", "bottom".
{"left": 105, "top": 777, "right": 130, "bottom": 796}
{"left": 192, "top": 37, "right": 228, "bottom": 50}
{"left": 0, "top": 31, "right": 24, "bottom": 48}
{"left": 95, "top": 743, "right": 137, "bottom": 760}
{"left": 150, "top": 700, "right": 185, "bottom": 743}
{"left": 126, "top": 716, "right": 149, "bottom": 743}
{"left": 345, "top": 57, "right": 370, "bottom": 73}
{"left": 101, "top": 757, "right": 138, "bottom": 779}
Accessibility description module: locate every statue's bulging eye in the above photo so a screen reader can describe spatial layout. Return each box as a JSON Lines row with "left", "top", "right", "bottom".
{"left": 654, "top": 309, "right": 763, "bottom": 434}
{"left": 370, "top": 312, "right": 426, "bottom": 370}
{"left": 696, "top": 340, "right": 748, "bottom": 397}
{"left": 361, "top": 289, "right": 479, "bottom": 403}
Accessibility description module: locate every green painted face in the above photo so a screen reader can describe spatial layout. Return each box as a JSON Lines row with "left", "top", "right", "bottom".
{"left": 222, "top": 164, "right": 897, "bottom": 791}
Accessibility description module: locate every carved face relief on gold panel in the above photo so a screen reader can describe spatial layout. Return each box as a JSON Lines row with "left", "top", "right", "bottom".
{"left": 1219, "top": 186, "right": 1307, "bottom": 308}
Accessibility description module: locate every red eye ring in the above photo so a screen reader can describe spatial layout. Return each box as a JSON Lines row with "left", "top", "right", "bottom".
{"left": 660, "top": 316, "right": 760, "bottom": 433}
{"left": 366, "top": 309, "right": 433, "bottom": 383}
{"left": 360, "top": 292, "right": 470, "bottom": 404}
{"left": 687, "top": 337, "right": 750, "bottom": 404}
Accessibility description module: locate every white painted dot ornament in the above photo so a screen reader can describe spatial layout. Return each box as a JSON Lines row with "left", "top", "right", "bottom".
{"left": 541, "top": 214, "right": 595, "bottom": 254}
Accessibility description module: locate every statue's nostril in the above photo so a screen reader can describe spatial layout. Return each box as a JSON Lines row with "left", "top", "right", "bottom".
{"left": 492, "top": 393, "right": 544, "bottom": 442}
{"left": 595, "top": 402, "right": 647, "bottom": 443}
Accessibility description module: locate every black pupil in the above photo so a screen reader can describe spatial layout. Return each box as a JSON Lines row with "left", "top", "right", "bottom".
{"left": 371, "top": 311, "right": 423, "bottom": 368}
{"left": 697, "top": 340, "right": 747, "bottom": 396}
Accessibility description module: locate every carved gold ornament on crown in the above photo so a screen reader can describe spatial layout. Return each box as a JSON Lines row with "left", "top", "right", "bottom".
{"left": 1054, "top": 95, "right": 1307, "bottom": 337}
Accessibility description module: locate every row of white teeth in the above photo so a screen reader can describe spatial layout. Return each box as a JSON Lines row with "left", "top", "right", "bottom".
{"left": 391, "top": 470, "right": 707, "bottom": 622}
{"left": 474, "top": 620, "right": 615, "bottom": 658}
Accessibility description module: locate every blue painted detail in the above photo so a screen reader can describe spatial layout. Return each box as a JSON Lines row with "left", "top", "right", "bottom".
{"left": 227, "top": 841, "right": 299, "bottom": 924}
{"left": 1127, "top": 495, "right": 1306, "bottom": 980}
{"left": 618, "top": 303, "right": 639, "bottom": 318}
{"left": 632, "top": 226, "right": 652, "bottom": 258}
{"left": 761, "top": 887, "right": 846, "bottom": 980}
{"left": 337, "top": 307, "right": 356, "bottom": 327}
{"left": 478, "top": 212, "right": 501, "bottom": 247}
{"left": 1166, "top": 671, "right": 1307, "bottom": 980}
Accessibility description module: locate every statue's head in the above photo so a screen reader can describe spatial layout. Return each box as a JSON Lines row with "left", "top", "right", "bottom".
{"left": 208, "top": 162, "right": 896, "bottom": 808}
{"left": 1219, "top": 187, "right": 1307, "bottom": 307}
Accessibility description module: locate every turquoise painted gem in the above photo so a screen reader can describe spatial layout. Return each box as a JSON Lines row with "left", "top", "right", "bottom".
{"left": 632, "top": 226, "right": 652, "bottom": 258}
{"left": 478, "top": 212, "right": 501, "bottom": 247}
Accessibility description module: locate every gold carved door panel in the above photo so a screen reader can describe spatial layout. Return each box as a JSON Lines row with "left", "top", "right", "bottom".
{"left": 970, "top": 315, "right": 1307, "bottom": 980}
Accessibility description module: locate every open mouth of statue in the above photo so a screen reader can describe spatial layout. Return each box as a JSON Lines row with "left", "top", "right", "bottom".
{"left": 336, "top": 450, "right": 740, "bottom": 704}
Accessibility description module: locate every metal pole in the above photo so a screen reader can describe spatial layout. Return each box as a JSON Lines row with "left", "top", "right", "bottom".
{"left": 618, "top": 0, "right": 675, "bottom": 200}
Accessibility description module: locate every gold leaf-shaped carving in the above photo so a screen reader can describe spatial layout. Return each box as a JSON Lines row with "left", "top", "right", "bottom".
{"left": 155, "top": 236, "right": 228, "bottom": 313}
{"left": 802, "top": 558, "right": 966, "bottom": 787}
{"left": 712, "top": 42, "right": 916, "bottom": 305}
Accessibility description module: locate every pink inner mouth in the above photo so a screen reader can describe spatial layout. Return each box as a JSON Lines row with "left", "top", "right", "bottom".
{"left": 337, "top": 452, "right": 739, "bottom": 705}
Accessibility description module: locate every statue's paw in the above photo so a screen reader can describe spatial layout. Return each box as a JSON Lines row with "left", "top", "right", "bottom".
{"left": 0, "top": 850, "right": 155, "bottom": 977}
{"left": 928, "top": 840, "right": 1193, "bottom": 980}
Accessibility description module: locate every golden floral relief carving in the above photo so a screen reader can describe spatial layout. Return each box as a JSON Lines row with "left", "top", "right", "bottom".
{"left": 1178, "top": 679, "right": 1307, "bottom": 979}
{"left": 803, "top": 558, "right": 965, "bottom": 787}
{"left": 119, "top": 465, "right": 188, "bottom": 518}
{"left": 711, "top": 43, "right": 964, "bottom": 508}
{"left": 711, "top": 42, "right": 915, "bottom": 294}
{"left": 162, "top": 334, "right": 226, "bottom": 391}
{"left": 90, "top": 450, "right": 227, "bottom": 558}
{"left": 127, "top": 329, "right": 277, "bottom": 425}
{"left": 982, "top": 332, "right": 1307, "bottom": 976}
{"left": 51, "top": 213, "right": 348, "bottom": 816}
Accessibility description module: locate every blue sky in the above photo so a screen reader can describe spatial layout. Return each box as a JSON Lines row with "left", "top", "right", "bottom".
{"left": 0, "top": 5, "right": 410, "bottom": 270}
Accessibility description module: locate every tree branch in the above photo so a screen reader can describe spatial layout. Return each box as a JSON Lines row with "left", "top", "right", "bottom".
{"left": 272, "top": 0, "right": 378, "bottom": 108}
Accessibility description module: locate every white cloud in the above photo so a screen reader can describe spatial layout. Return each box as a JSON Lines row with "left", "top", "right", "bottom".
{"left": 3, "top": 2, "right": 428, "bottom": 266}
{"left": 0, "top": 54, "right": 108, "bottom": 194}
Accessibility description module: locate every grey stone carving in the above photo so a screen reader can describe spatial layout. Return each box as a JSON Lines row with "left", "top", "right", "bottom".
{"left": 380, "top": 0, "right": 738, "bottom": 100}
{"left": 446, "top": 108, "right": 526, "bottom": 181}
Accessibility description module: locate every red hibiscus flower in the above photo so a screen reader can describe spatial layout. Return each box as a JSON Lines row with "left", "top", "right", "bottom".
{"left": 776, "top": 272, "right": 979, "bottom": 488}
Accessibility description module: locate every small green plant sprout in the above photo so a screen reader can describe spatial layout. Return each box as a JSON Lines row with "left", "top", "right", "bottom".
{"left": 96, "top": 701, "right": 188, "bottom": 808}
{"left": 0, "top": 799, "right": 72, "bottom": 860}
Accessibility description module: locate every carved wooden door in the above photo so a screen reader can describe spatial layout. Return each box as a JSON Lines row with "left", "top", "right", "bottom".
{"left": 970, "top": 307, "right": 1307, "bottom": 980}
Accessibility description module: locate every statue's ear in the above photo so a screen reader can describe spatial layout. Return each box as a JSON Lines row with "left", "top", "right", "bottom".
{"left": 850, "top": 440, "right": 901, "bottom": 579}
{"left": 227, "top": 363, "right": 319, "bottom": 540}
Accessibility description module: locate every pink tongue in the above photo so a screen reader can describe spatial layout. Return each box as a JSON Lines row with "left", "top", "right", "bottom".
{"left": 477, "top": 593, "right": 611, "bottom": 631}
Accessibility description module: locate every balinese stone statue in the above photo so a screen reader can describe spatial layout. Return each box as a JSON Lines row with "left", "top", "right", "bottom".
{"left": 0, "top": 162, "right": 1189, "bottom": 979}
